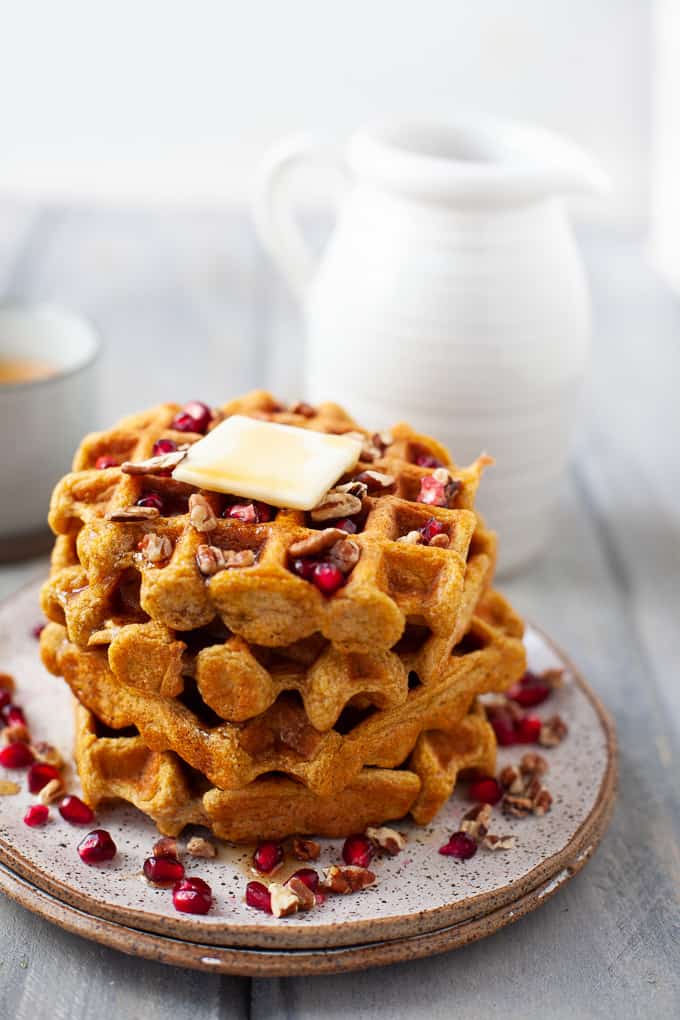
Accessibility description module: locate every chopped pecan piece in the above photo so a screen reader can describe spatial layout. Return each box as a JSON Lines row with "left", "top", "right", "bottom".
{"left": 121, "top": 449, "right": 187, "bottom": 475}
{"left": 153, "top": 836, "right": 179, "bottom": 858}
{"left": 429, "top": 533, "right": 450, "bottom": 548}
{"left": 532, "top": 787, "right": 553, "bottom": 816}
{"left": 186, "top": 836, "right": 217, "bottom": 858}
{"left": 289, "top": 400, "right": 315, "bottom": 417}
{"left": 319, "top": 865, "right": 376, "bottom": 894}
{"left": 542, "top": 667, "right": 565, "bottom": 689}
{"left": 196, "top": 545, "right": 255, "bottom": 576}
{"left": 286, "top": 876, "right": 316, "bottom": 910}
{"left": 461, "top": 803, "right": 493, "bottom": 840}
{"left": 0, "top": 780, "right": 20, "bottom": 796}
{"left": 498, "top": 764, "right": 524, "bottom": 793}
{"left": 189, "top": 493, "right": 218, "bottom": 533}
{"left": 291, "top": 837, "right": 321, "bottom": 861}
{"left": 502, "top": 794, "right": 534, "bottom": 818}
{"left": 288, "top": 528, "right": 347, "bottom": 558}
{"left": 310, "top": 490, "right": 363, "bottom": 522}
{"left": 397, "top": 530, "right": 422, "bottom": 545}
{"left": 365, "top": 826, "right": 407, "bottom": 855}
{"left": 483, "top": 834, "right": 516, "bottom": 851}
{"left": 0, "top": 672, "right": 15, "bottom": 693}
{"left": 269, "top": 882, "right": 300, "bottom": 917}
{"left": 31, "top": 742, "right": 64, "bottom": 768}
{"left": 335, "top": 480, "right": 368, "bottom": 499}
{"left": 38, "top": 778, "right": 65, "bottom": 804}
{"left": 354, "top": 470, "right": 395, "bottom": 492}
{"left": 520, "top": 752, "right": 549, "bottom": 777}
{"left": 539, "top": 715, "right": 568, "bottom": 747}
{"left": 139, "top": 532, "right": 173, "bottom": 563}
{"left": 107, "top": 506, "right": 160, "bottom": 522}
{"left": 2, "top": 723, "right": 30, "bottom": 745}
{"left": 328, "top": 538, "right": 361, "bottom": 574}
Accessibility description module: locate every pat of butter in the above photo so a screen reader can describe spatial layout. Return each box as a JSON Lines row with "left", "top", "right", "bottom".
{"left": 172, "top": 415, "right": 362, "bottom": 510}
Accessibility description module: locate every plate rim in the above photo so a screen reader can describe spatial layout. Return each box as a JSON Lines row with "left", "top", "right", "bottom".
{"left": 0, "top": 579, "right": 618, "bottom": 951}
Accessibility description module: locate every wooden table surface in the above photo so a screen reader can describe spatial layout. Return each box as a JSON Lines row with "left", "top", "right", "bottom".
{"left": 0, "top": 203, "right": 678, "bottom": 1019}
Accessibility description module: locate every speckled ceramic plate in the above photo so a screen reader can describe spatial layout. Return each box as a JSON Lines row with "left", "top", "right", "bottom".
{"left": 0, "top": 578, "right": 616, "bottom": 962}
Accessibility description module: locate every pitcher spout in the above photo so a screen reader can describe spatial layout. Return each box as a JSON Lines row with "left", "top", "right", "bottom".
{"left": 349, "top": 116, "right": 610, "bottom": 207}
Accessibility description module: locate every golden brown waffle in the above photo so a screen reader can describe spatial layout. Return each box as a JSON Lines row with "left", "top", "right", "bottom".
{"left": 42, "top": 590, "right": 524, "bottom": 797}
{"left": 42, "top": 391, "right": 494, "bottom": 655}
{"left": 74, "top": 700, "right": 497, "bottom": 841}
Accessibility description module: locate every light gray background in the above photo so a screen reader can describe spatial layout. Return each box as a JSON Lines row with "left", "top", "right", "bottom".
{"left": 0, "top": 202, "right": 678, "bottom": 1017}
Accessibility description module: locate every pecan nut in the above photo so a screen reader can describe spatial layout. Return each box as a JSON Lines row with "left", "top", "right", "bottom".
{"left": 319, "top": 865, "right": 375, "bottom": 894}
{"left": 365, "top": 826, "right": 407, "bottom": 855}
{"left": 121, "top": 449, "right": 188, "bottom": 475}
{"left": 269, "top": 882, "right": 300, "bottom": 917}
{"left": 196, "top": 545, "right": 255, "bottom": 576}
{"left": 539, "top": 715, "right": 568, "bottom": 747}
{"left": 2, "top": 723, "right": 30, "bottom": 745}
{"left": 31, "top": 741, "right": 64, "bottom": 768}
{"left": 429, "top": 533, "right": 450, "bottom": 549}
{"left": 288, "top": 400, "right": 316, "bottom": 417}
{"left": 186, "top": 836, "right": 217, "bottom": 858}
{"left": 397, "top": 530, "right": 422, "bottom": 545}
{"left": 38, "top": 777, "right": 66, "bottom": 805}
{"left": 483, "top": 833, "right": 516, "bottom": 851}
{"left": 310, "top": 490, "right": 363, "bottom": 521}
{"left": 286, "top": 876, "right": 316, "bottom": 911}
{"left": 153, "top": 836, "right": 179, "bottom": 859}
{"left": 354, "top": 469, "right": 395, "bottom": 492}
{"left": 107, "top": 506, "right": 160, "bottom": 522}
{"left": 520, "top": 752, "right": 549, "bottom": 777}
{"left": 189, "top": 493, "right": 218, "bottom": 533}
{"left": 461, "top": 803, "right": 493, "bottom": 840}
{"left": 502, "top": 794, "right": 534, "bottom": 818}
{"left": 139, "top": 532, "right": 173, "bottom": 563}
{"left": 328, "top": 538, "right": 361, "bottom": 574}
{"left": 288, "top": 528, "right": 347, "bottom": 558}
{"left": 291, "top": 837, "right": 321, "bottom": 861}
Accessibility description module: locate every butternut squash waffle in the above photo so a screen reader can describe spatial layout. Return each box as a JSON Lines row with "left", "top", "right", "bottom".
{"left": 41, "top": 392, "right": 495, "bottom": 657}
{"left": 73, "top": 700, "right": 498, "bottom": 841}
{"left": 41, "top": 590, "right": 524, "bottom": 798}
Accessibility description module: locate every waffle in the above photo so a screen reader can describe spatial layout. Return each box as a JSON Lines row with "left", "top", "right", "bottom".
{"left": 42, "top": 391, "right": 494, "bottom": 656}
{"left": 74, "top": 700, "right": 497, "bottom": 841}
{"left": 42, "top": 590, "right": 524, "bottom": 797}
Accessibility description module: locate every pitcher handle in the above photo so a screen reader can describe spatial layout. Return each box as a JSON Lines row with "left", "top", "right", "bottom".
{"left": 252, "top": 135, "right": 349, "bottom": 301}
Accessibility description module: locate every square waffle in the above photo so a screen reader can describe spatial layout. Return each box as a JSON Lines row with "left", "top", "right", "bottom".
{"left": 42, "top": 391, "right": 494, "bottom": 656}
{"left": 73, "top": 700, "right": 498, "bottom": 841}
{"left": 41, "top": 590, "right": 524, "bottom": 798}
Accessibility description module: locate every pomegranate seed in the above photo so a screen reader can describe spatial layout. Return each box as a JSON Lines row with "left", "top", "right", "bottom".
{"left": 152, "top": 437, "right": 178, "bottom": 456}
{"left": 173, "top": 876, "right": 212, "bottom": 914}
{"left": 24, "top": 804, "right": 49, "bottom": 827}
{"left": 417, "top": 475, "right": 447, "bottom": 507}
{"left": 315, "top": 892, "right": 327, "bottom": 905}
{"left": 143, "top": 855, "right": 185, "bottom": 885}
{"left": 0, "top": 742, "right": 33, "bottom": 768}
{"left": 287, "top": 868, "right": 319, "bottom": 892}
{"left": 313, "top": 562, "right": 345, "bottom": 595}
{"left": 252, "top": 840, "right": 284, "bottom": 875}
{"left": 416, "top": 453, "right": 443, "bottom": 468}
{"left": 342, "top": 834, "right": 374, "bottom": 868}
{"left": 5, "top": 705, "right": 26, "bottom": 727}
{"left": 227, "top": 502, "right": 259, "bottom": 524}
{"left": 171, "top": 401, "right": 212, "bottom": 434}
{"left": 59, "top": 794, "right": 95, "bottom": 825}
{"left": 335, "top": 517, "right": 358, "bottom": 534}
{"left": 420, "top": 517, "right": 445, "bottom": 544}
{"left": 78, "top": 829, "right": 117, "bottom": 864}
{"left": 0, "top": 690, "right": 10, "bottom": 711}
{"left": 246, "top": 880, "right": 272, "bottom": 913}
{"left": 515, "top": 715, "right": 542, "bottom": 743}
{"left": 508, "top": 671, "right": 551, "bottom": 708}
{"left": 292, "top": 557, "right": 318, "bottom": 581}
{"left": 27, "top": 762, "right": 61, "bottom": 794}
{"left": 31, "top": 622, "right": 46, "bottom": 640}
{"left": 95, "top": 455, "right": 118, "bottom": 469}
{"left": 439, "top": 831, "right": 478, "bottom": 859}
{"left": 136, "top": 492, "right": 164, "bottom": 512}
{"left": 491, "top": 716, "right": 517, "bottom": 747}
{"left": 468, "top": 777, "right": 503, "bottom": 805}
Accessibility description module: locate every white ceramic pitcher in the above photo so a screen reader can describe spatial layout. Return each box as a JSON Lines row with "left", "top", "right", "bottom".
{"left": 253, "top": 117, "right": 606, "bottom": 573}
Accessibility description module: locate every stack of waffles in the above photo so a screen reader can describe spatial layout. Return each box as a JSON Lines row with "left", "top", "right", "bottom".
{"left": 40, "top": 391, "right": 526, "bottom": 841}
